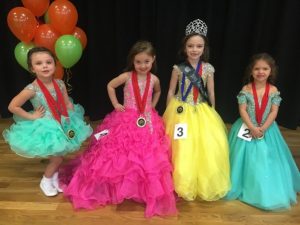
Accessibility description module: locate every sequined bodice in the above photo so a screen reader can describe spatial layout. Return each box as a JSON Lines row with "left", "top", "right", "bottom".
{"left": 174, "top": 62, "right": 215, "bottom": 105}
{"left": 237, "top": 91, "right": 282, "bottom": 126}
{"left": 124, "top": 74, "right": 154, "bottom": 112}
{"left": 25, "top": 79, "right": 65, "bottom": 118}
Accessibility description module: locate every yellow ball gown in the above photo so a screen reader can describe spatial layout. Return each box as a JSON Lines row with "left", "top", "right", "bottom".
{"left": 163, "top": 63, "right": 230, "bottom": 201}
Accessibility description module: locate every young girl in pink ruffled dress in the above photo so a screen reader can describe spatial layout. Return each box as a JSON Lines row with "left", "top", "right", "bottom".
{"left": 59, "top": 40, "right": 177, "bottom": 217}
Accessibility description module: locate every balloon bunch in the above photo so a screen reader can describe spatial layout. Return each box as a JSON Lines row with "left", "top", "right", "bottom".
{"left": 7, "top": 0, "right": 87, "bottom": 79}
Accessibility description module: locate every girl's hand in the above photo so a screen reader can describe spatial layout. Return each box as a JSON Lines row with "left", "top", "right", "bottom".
{"left": 114, "top": 103, "right": 125, "bottom": 112}
{"left": 250, "top": 126, "right": 264, "bottom": 139}
{"left": 31, "top": 106, "right": 45, "bottom": 119}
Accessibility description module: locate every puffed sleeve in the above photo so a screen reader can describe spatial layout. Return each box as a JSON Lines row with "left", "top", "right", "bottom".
{"left": 271, "top": 92, "right": 282, "bottom": 106}
{"left": 173, "top": 65, "right": 182, "bottom": 75}
{"left": 237, "top": 91, "right": 247, "bottom": 104}
{"left": 204, "top": 63, "right": 215, "bottom": 77}
{"left": 56, "top": 79, "right": 64, "bottom": 87}
{"left": 24, "top": 83, "right": 35, "bottom": 91}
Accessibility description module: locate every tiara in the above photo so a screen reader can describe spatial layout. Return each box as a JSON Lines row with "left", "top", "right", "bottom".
{"left": 185, "top": 19, "right": 208, "bottom": 36}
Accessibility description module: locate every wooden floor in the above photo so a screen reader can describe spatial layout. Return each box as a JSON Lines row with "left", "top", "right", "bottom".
{"left": 0, "top": 118, "right": 299, "bottom": 225}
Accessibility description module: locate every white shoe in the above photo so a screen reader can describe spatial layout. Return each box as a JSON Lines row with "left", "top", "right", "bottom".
{"left": 52, "top": 172, "right": 63, "bottom": 193}
{"left": 40, "top": 176, "right": 58, "bottom": 197}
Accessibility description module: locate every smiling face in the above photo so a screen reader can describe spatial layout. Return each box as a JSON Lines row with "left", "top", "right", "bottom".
{"left": 29, "top": 52, "right": 56, "bottom": 80}
{"left": 251, "top": 59, "right": 271, "bottom": 83}
{"left": 185, "top": 35, "right": 205, "bottom": 62}
{"left": 133, "top": 52, "right": 155, "bottom": 76}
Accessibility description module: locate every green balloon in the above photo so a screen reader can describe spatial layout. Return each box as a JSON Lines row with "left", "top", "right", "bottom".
{"left": 14, "top": 42, "right": 35, "bottom": 71}
{"left": 44, "top": 10, "right": 50, "bottom": 24}
{"left": 55, "top": 35, "right": 83, "bottom": 68}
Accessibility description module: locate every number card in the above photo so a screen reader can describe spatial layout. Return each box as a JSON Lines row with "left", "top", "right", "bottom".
{"left": 174, "top": 123, "right": 188, "bottom": 139}
{"left": 237, "top": 123, "right": 252, "bottom": 141}
{"left": 94, "top": 129, "right": 109, "bottom": 140}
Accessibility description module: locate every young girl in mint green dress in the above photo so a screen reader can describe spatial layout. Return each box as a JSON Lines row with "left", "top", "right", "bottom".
{"left": 226, "top": 53, "right": 300, "bottom": 210}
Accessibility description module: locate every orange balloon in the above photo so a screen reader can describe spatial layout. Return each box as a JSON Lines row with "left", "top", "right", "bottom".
{"left": 21, "top": 0, "right": 50, "bottom": 17}
{"left": 34, "top": 24, "right": 60, "bottom": 53}
{"left": 48, "top": 0, "right": 78, "bottom": 34}
{"left": 72, "top": 27, "right": 87, "bottom": 49}
{"left": 7, "top": 7, "right": 38, "bottom": 43}
{"left": 54, "top": 61, "right": 64, "bottom": 79}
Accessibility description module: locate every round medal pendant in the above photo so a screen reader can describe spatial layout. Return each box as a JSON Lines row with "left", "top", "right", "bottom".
{"left": 67, "top": 129, "right": 75, "bottom": 139}
{"left": 136, "top": 117, "right": 146, "bottom": 127}
{"left": 177, "top": 106, "right": 184, "bottom": 114}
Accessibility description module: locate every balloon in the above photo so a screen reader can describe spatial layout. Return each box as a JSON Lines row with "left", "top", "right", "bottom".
{"left": 72, "top": 27, "right": 87, "bottom": 49}
{"left": 14, "top": 42, "right": 35, "bottom": 71}
{"left": 44, "top": 10, "right": 50, "bottom": 24}
{"left": 7, "top": 7, "right": 38, "bottom": 43}
{"left": 48, "top": 0, "right": 78, "bottom": 34}
{"left": 34, "top": 24, "right": 60, "bottom": 53}
{"left": 21, "top": 0, "right": 50, "bottom": 17}
{"left": 55, "top": 35, "right": 82, "bottom": 68}
{"left": 54, "top": 61, "right": 64, "bottom": 79}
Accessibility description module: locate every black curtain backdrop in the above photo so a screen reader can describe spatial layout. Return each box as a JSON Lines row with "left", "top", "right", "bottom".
{"left": 1, "top": 0, "right": 299, "bottom": 129}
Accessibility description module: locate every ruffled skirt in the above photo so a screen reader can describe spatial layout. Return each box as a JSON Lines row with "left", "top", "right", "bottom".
{"left": 59, "top": 108, "right": 177, "bottom": 217}
{"left": 2, "top": 104, "right": 92, "bottom": 158}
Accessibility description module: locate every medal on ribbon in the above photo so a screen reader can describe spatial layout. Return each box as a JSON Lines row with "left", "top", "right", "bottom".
{"left": 132, "top": 71, "right": 151, "bottom": 128}
{"left": 37, "top": 79, "right": 75, "bottom": 140}
{"left": 136, "top": 116, "right": 147, "bottom": 127}
{"left": 176, "top": 105, "right": 184, "bottom": 114}
{"left": 252, "top": 82, "right": 270, "bottom": 126}
{"left": 252, "top": 82, "right": 270, "bottom": 139}
{"left": 67, "top": 129, "right": 75, "bottom": 139}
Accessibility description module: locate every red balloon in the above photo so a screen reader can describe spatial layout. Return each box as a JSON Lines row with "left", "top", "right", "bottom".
{"left": 21, "top": 0, "right": 50, "bottom": 17}
{"left": 7, "top": 7, "right": 38, "bottom": 43}
{"left": 48, "top": 0, "right": 78, "bottom": 34}
{"left": 72, "top": 27, "right": 87, "bottom": 49}
{"left": 54, "top": 61, "right": 64, "bottom": 79}
{"left": 34, "top": 24, "right": 60, "bottom": 54}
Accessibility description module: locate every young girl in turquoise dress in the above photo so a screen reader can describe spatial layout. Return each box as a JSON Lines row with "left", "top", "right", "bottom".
{"left": 59, "top": 41, "right": 177, "bottom": 217}
{"left": 163, "top": 19, "right": 230, "bottom": 201}
{"left": 3, "top": 47, "right": 92, "bottom": 197}
{"left": 225, "top": 53, "right": 300, "bottom": 210}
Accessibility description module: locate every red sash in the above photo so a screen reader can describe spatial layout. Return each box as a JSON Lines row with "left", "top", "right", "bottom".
{"left": 252, "top": 82, "right": 270, "bottom": 125}
{"left": 132, "top": 71, "right": 151, "bottom": 114}
{"left": 193, "top": 63, "right": 203, "bottom": 103}
{"left": 36, "top": 79, "right": 68, "bottom": 123}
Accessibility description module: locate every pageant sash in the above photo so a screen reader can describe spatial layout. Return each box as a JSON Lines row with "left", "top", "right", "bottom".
{"left": 37, "top": 79, "right": 75, "bottom": 139}
{"left": 178, "top": 61, "right": 211, "bottom": 106}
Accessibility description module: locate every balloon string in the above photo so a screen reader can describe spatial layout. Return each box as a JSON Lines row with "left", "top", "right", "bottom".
{"left": 64, "top": 68, "right": 73, "bottom": 94}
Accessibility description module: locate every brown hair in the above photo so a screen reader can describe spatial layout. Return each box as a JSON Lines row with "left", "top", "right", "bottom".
{"left": 124, "top": 40, "right": 157, "bottom": 73}
{"left": 27, "top": 47, "right": 56, "bottom": 72}
{"left": 178, "top": 34, "right": 210, "bottom": 62}
{"left": 243, "top": 53, "right": 278, "bottom": 85}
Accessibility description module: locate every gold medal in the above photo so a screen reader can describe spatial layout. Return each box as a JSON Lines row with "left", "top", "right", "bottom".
{"left": 177, "top": 106, "right": 184, "bottom": 114}
{"left": 67, "top": 129, "right": 75, "bottom": 139}
{"left": 136, "top": 117, "right": 146, "bottom": 128}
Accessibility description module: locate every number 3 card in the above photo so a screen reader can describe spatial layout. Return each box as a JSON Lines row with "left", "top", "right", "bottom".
{"left": 174, "top": 123, "right": 188, "bottom": 140}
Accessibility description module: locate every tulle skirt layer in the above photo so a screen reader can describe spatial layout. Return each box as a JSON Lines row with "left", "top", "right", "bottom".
{"left": 163, "top": 98, "right": 230, "bottom": 201}
{"left": 59, "top": 108, "right": 177, "bottom": 217}
{"left": 225, "top": 118, "right": 300, "bottom": 210}
{"left": 3, "top": 104, "right": 92, "bottom": 158}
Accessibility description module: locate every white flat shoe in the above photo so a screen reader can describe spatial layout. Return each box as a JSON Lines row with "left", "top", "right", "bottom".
{"left": 40, "top": 176, "right": 58, "bottom": 197}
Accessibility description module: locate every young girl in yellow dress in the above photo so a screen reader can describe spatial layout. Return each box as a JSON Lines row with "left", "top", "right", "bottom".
{"left": 163, "top": 19, "right": 230, "bottom": 201}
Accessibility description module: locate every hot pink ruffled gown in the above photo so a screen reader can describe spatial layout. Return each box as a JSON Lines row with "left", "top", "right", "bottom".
{"left": 59, "top": 73, "right": 177, "bottom": 217}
